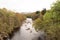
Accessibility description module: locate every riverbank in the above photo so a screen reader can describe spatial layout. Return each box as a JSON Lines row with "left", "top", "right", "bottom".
{"left": 0, "top": 8, "right": 26, "bottom": 40}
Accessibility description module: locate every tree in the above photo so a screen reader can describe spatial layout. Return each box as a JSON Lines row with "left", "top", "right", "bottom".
{"left": 34, "top": 0, "right": 60, "bottom": 40}
{"left": 41, "top": 8, "right": 46, "bottom": 15}
{"left": 36, "top": 11, "right": 40, "bottom": 14}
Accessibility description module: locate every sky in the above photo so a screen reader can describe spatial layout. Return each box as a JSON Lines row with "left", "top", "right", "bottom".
{"left": 0, "top": 0, "right": 56, "bottom": 12}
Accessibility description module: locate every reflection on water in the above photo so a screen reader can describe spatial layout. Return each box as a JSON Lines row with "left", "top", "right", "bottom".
{"left": 11, "top": 18, "right": 45, "bottom": 40}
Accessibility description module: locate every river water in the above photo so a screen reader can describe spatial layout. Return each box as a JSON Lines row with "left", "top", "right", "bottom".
{"left": 10, "top": 18, "right": 45, "bottom": 40}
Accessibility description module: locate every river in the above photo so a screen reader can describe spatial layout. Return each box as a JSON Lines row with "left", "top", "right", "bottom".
{"left": 10, "top": 18, "right": 45, "bottom": 40}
